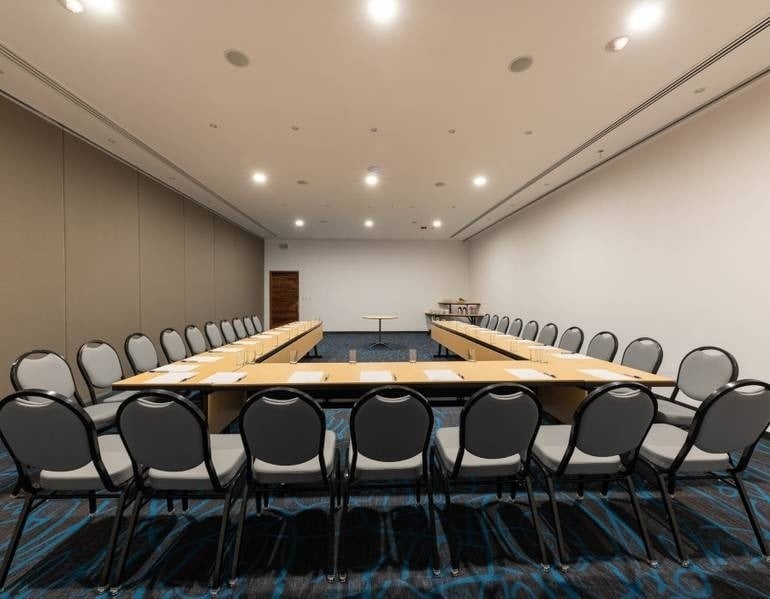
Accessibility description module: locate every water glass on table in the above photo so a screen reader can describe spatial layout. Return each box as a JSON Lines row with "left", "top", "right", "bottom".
{"left": 349, "top": 349, "right": 357, "bottom": 364}
{"left": 409, "top": 349, "right": 417, "bottom": 363}
{"left": 289, "top": 350, "right": 298, "bottom": 364}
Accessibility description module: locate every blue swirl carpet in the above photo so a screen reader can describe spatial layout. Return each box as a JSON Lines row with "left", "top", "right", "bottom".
{"left": 0, "top": 333, "right": 768, "bottom": 597}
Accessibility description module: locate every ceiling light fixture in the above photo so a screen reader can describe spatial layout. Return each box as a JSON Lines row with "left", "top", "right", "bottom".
{"left": 508, "top": 56, "right": 534, "bottom": 73}
{"left": 297, "top": 180, "right": 309, "bottom": 185}
{"left": 365, "top": 173, "right": 379, "bottom": 186}
{"left": 367, "top": 0, "right": 398, "bottom": 25}
{"left": 224, "top": 49, "right": 250, "bottom": 67}
{"left": 294, "top": 219, "right": 305, "bottom": 227}
{"left": 58, "top": 0, "right": 85, "bottom": 13}
{"left": 605, "top": 36, "right": 630, "bottom": 52}
{"left": 524, "top": 130, "right": 533, "bottom": 135}
{"left": 473, "top": 175, "right": 487, "bottom": 187}
{"left": 291, "top": 125, "right": 300, "bottom": 131}
{"left": 628, "top": 3, "right": 663, "bottom": 32}
{"left": 252, "top": 172, "right": 267, "bottom": 184}
{"left": 364, "top": 219, "right": 374, "bottom": 228}
{"left": 694, "top": 87, "right": 706, "bottom": 94}
{"left": 448, "top": 129, "right": 456, "bottom": 134}
{"left": 432, "top": 220, "right": 442, "bottom": 228}
{"left": 83, "top": 0, "right": 117, "bottom": 14}
{"left": 434, "top": 182, "right": 445, "bottom": 187}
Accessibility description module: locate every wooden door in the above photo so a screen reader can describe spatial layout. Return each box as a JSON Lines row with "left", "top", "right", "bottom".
{"left": 269, "top": 271, "right": 299, "bottom": 327}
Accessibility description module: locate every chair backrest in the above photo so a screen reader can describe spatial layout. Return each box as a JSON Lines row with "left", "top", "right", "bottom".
{"left": 77, "top": 340, "right": 124, "bottom": 401}
{"left": 11, "top": 350, "right": 81, "bottom": 405}
{"left": 558, "top": 327, "right": 584, "bottom": 353}
{"left": 586, "top": 331, "right": 619, "bottom": 362}
{"left": 521, "top": 320, "right": 539, "bottom": 341}
{"left": 221, "top": 320, "right": 238, "bottom": 344}
{"left": 673, "top": 346, "right": 738, "bottom": 403}
{"left": 621, "top": 337, "right": 663, "bottom": 374}
{"left": 233, "top": 318, "right": 247, "bottom": 339}
{"left": 508, "top": 318, "right": 523, "bottom": 336}
{"left": 562, "top": 383, "right": 656, "bottom": 472}
{"left": 488, "top": 314, "right": 499, "bottom": 330}
{"left": 252, "top": 315, "right": 264, "bottom": 333}
{"left": 0, "top": 390, "right": 114, "bottom": 490}
{"left": 160, "top": 328, "right": 188, "bottom": 363}
{"left": 350, "top": 386, "right": 432, "bottom": 474}
{"left": 496, "top": 315, "right": 509, "bottom": 333}
{"left": 243, "top": 317, "right": 256, "bottom": 336}
{"left": 478, "top": 314, "right": 490, "bottom": 328}
{"left": 117, "top": 391, "right": 218, "bottom": 487}
{"left": 537, "top": 323, "right": 558, "bottom": 346}
{"left": 124, "top": 333, "right": 160, "bottom": 374}
{"left": 455, "top": 384, "right": 541, "bottom": 476}
{"left": 185, "top": 324, "right": 208, "bottom": 354}
{"left": 240, "top": 388, "right": 329, "bottom": 479}
{"left": 205, "top": 321, "right": 224, "bottom": 348}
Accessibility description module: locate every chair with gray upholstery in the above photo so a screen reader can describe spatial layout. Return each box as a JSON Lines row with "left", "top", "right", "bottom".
{"left": 185, "top": 324, "right": 209, "bottom": 354}
{"left": 0, "top": 389, "right": 134, "bottom": 592}
{"left": 655, "top": 346, "right": 738, "bottom": 428}
{"left": 338, "top": 386, "right": 440, "bottom": 580}
{"left": 11, "top": 349, "right": 119, "bottom": 430}
{"left": 251, "top": 315, "right": 264, "bottom": 334}
{"left": 497, "top": 315, "right": 510, "bottom": 334}
{"left": 621, "top": 337, "right": 663, "bottom": 374}
{"left": 558, "top": 327, "right": 584, "bottom": 353}
{"left": 220, "top": 320, "right": 238, "bottom": 344}
{"left": 111, "top": 390, "right": 246, "bottom": 595}
{"left": 521, "top": 320, "right": 539, "bottom": 341}
{"left": 508, "top": 317, "right": 523, "bottom": 337}
{"left": 532, "top": 382, "right": 658, "bottom": 571}
{"left": 77, "top": 340, "right": 134, "bottom": 406}
{"left": 488, "top": 314, "right": 499, "bottom": 331}
{"left": 230, "top": 388, "right": 339, "bottom": 586}
{"left": 585, "top": 331, "right": 619, "bottom": 361}
{"left": 160, "top": 328, "right": 189, "bottom": 363}
{"left": 640, "top": 380, "right": 770, "bottom": 566}
{"left": 537, "top": 323, "right": 558, "bottom": 346}
{"left": 478, "top": 314, "right": 490, "bottom": 329}
{"left": 232, "top": 318, "right": 247, "bottom": 340}
{"left": 124, "top": 333, "right": 160, "bottom": 375}
{"left": 205, "top": 321, "right": 225, "bottom": 349}
{"left": 432, "top": 384, "right": 548, "bottom": 575}
{"left": 243, "top": 316, "right": 256, "bottom": 336}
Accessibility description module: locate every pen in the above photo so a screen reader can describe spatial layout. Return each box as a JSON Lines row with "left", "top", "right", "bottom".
{"left": 456, "top": 372, "right": 465, "bottom": 380}
{"left": 322, "top": 373, "right": 329, "bottom": 382}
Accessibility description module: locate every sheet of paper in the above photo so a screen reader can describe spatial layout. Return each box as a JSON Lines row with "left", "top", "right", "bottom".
{"left": 183, "top": 356, "right": 223, "bottom": 363}
{"left": 578, "top": 368, "right": 632, "bottom": 381}
{"left": 146, "top": 372, "right": 196, "bottom": 384}
{"left": 359, "top": 370, "right": 395, "bottom": 383}
{"left": 211, "top": 347, "right": 243, "bottom": 353}
{"left": 553, "top": 353, "right": 590, "bottom": 360}
{"left": 505, "top": 368, "right": 553, "bottom": 381}
{"left": 423, "top": 369, "right": 462, "bottom": 382}
{"left": 151, "top": 364, "right": 198, "bottom": 373}
{"left": 200, "top": 372, "right": 247, "bottom": 384}
{"left": 234, "top": 340, "right": 258, "bottom": 345}
{"left": 287, "top": 371, "right": 326, "bottom": 384}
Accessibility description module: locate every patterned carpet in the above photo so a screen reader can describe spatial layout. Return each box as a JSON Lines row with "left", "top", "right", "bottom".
{"left": 0, "top": 333, "right": 768, "bottom": 598}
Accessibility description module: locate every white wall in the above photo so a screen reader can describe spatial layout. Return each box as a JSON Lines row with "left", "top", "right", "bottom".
{"left": 469, "top": 75, "right": 770, "bottom": 394}
{"left": 265, "top": 239, "right": 469, "bottom": 331}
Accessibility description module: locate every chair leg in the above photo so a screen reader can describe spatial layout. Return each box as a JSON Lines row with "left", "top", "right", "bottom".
{"left": 326, "top": 477, "right": 336, "bottom": 583}
{"left": 166, "top": 498, "right": 174, "bottom": 513}
{"left": 600, "top": 480, "right": 611, "bottom": 498}
{"left": 655, "top": 473, "right": 689, "bottom": 566}
{"left": 545, "top": 477, "right": 569, "bottom": 572}
{"left": 510, "top": 482, "right": 517, "bottom": 502}
{"left": 182, "top": 496, "right": 189, "bottom": 512}
{"left": 210, "top": 488, "right": 234, "bottom": 595}
{"left": 88, "top": 492, "right": 97, "bottom": 515}
{"left": 667, "top": 478, "right": 676, "bottom": 497}
{"left": 0, "top": 493, "right": 34, "bottom": 590}
{"left": 525, "top": 476, "right": 550, "bottom": 571}
{"left": 625, "top": 476, "right": 657, "bottom": 567}
{"left": 425, "top": 473, "right": 440, "bottom": 577}
{"left": 229, "top": 482, "right": 250, "bottom": 587}
{"left": 98, "top": 492, "right": 127, "bottom": 592}
{"left": 9, "top": 481, "right": 20, "bottom": 499}
{"left": 415, "top": 480, "right": 421, "bottom": 504}
{"left": 732, "top": 473, "right": 769, "bottom": 559}
{"left": 110, "top": 488, "right": 144, "bottom": 593}
{"left": 337, "top": 478, "right": 351, "bottom": 582}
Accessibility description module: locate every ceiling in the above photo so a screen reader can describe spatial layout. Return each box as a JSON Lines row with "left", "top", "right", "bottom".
{"left": 0, "top": 1, "right": 768, "bottom": 240}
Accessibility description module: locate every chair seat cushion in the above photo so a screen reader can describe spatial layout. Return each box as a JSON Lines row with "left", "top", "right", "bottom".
{"left": 84, "top": 402, "right": 120, "bottom": 429}
{"left": 40, "top": 435, "right": 132, "bottom": 491}
{"left": 348, "top": 442, "right": 423, "bottom": 481}
{"left": 640, "top": 424, "right": 730, "bottom": 472}
{"left": 655, "top": 399, "right": 696, "bottom": 427}
{"left": 436, "top": 427, "right": 522, "bottom": 478}
{"left": 148, "top": 434, "right": 245, "bottom": 490}
{"left": 533, "top": 425, "right": 622, "bottom": 475}
{"left": 253, "top": 430, "right": 337, "bottom": 483}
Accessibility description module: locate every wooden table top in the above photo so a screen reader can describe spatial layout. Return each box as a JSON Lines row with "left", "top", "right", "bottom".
{"left": 362, "top": 314, "right": 399, "bottom": 320}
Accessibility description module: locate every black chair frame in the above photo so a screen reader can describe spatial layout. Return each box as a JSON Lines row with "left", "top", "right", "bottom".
{"left": 558, "top": 327, "right": 585, "bottom": 353}
{"left": 76, "top": 339, "right": 126, "bottom": 404}
{"left": 587, "top": 331, "right": 619, "bottom": 362}
{"left": 185, "top": 324, "right": 210, "bottom": 353}
{"left": 488, "top": 314, "right": 499, "bottom": 331}
{"left": 204, "top": 321, "right": 223, "bottom": 348}
{"left": 498, "top": 315, "right": 510, "bottom": 334}
{"left": 509, "top": 317, "right": 523, "bottom": 336}
{"left": 522, "top": 320, "right": 539, "bottom": 341}
{"left": 159, "top": 327, "right": 189, "bottom": 363}
{"left": 620, "top": 337, "right": 663, "bottom": 374}
{"left": 123, "top": 332, "right": 157, "bottom": 375}
{"left": 661, "top": 345, "right": 738, "bottom": 412}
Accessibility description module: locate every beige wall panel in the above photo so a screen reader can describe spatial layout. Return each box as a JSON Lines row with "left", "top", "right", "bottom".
{"left": 184, "top": 202, "right": 216, "bottom": 329}
{"left": 0, "top": 97, "right": 65, "bottom": 395}
{"left": 64, "top": 134, "right": 140, "bottom": 390}
{"left": 214, "top": 219, "right": 263, "bottom": 322}
{"left": 138, "top": 176, "right": 185, "bottom": 351}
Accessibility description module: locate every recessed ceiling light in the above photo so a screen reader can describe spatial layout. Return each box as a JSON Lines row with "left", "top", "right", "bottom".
{"left": 524, "top": 130, "right": 533, "bottom": 135}
{"left": 364, "top": 219, "right": 374, "bottom": 228}
{"left": 370, "top": 127, "right": 378, "bottom": 133}
{"left": 209, "top": 123, "right": 218, "bottom": 129}
{"left": 432, "top": 220, "right": 442, "bottom": 228}
{"left": 297, "top": 180, "right": 309, "bottom": 185}
{"left": 411, "top": 220, "right": 418, "bottom": 224}
{"left": 694, "top": 87, "right": 706, "bottom": 94}
{"left": 291, "top": 125, "right": 300, "bottom": 131}
{"left": 83, "top": 0, "right": 117, "bottom": 14}
{"left": 320, "top": 220, "right": 328, "bottom": 224}
{"left": 58, "top": 0, "right": 85, "bottom": 13}
{"left": 294, "top": 219, "right": 305, "bottom": 227}
{"left": 224, "top": 49, "right": 250, "bottom": 67}
{"left": 365, "top": 174, "right": 379, "bottom": 186}
{"left": 434, "top": 182, "right": 445, "bottom": 187}
{"left": 252, "top": 172, "right": 267, "bottom": 184}
{"left": 628, "top": 3, "right": 663, "bottom": 32}
{"left": 367, "top": 0, "right": 398, "bottom": 24}
{"left": 508, "top": 56, "right": 534, "bottom": 73}
{"left": 448, "top": 129, "right": 456, "bottom": 134}
{"left": 605, "top": 36, "right": 630, "bottom": 52}
{"left": 473, "top": 175, "right": 487, "bottom": 187}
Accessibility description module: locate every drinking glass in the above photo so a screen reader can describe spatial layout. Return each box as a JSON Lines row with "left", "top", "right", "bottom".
{"left": 468, "top": 348, "right": 476, "bottom": 362}
{"left": 349, "top": 349, "right": 357, "bottom": 364}
{"left": 408, "top": 349, "right": 417, "bottom": 363}
{"left": 235, "top": 350, "right": 245, "bottom": 369}
{"left": 289, "top": 350, "right": 298, "bottom": 364}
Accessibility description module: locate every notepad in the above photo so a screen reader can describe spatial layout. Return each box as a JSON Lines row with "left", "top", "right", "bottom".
{"left": 234, "top": 340, "right": 258, "bottom": 345}
{"left": 183, "top": 356, "right": 223, "bottom": 363}
{"left": 200, "top": 372, "right": 247, "bottom": 384}
{"left": 212, "top": 347, "right": 243, "bottom": 353}
{"left": 287, "top": 371, "right": 326, "bottom": 384}
{"left": 359, "top": 370, "right": 395, "bottom": 383}
{"left": 152, "top": 364, "right": 198, "bottom": 373}
{"left": 146, "top": 372, "right": 196, "bottom": 384}
{"left": 505, "top": 368, "right": 553, "bottom": 381}
{"left": 578, "top": 368, "right": 632, "bottom": 381}
{"left": 554, "top": 353, "right": 590, "bottom": 360}
{"left": 423, "top": 369, "right": 463, "bottom": 382}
